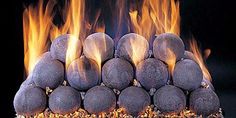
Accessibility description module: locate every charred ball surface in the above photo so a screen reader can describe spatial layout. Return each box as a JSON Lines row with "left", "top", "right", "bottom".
{"left": 117, "top": 33, "right": 149, "bottom": 65}
{"left": 153, "top": 33, "right": 184, "bottom": 63}
{"left": 14, "top": 85, "right": 47, "bottom": 116}
{"left": 84, "top": 86, "right": 116, "bottom": 114}
{"left": 50, "top": 34, "right": 82, "bottom": 62}
{"left": 49, "top": 86, "right": 82, "bottom": 115}
{"left": 189, "top": 88, "right": 220, "bottom": 116}
{"left": 83, "top": 33, "right": 114, "bottom": 63}
{"left": 32, "top": 52, "right": 64, "bottom": 89}
{"left": 67, "top": 56, "right": 100, "bottom": 91}
{"left": 102, "top": 58, "right": 134, "bottom": 90}
{"left": 136, "top": 58, "right": 168, "bottom": 90}
{"left": 173, "top": 59, "right": 203, "bottom": 91}
{"left": 153, "top": 85, "right": 186, "bottom": 114}
{"left": 118, "top": 86, "right": 151, "bottom": 116}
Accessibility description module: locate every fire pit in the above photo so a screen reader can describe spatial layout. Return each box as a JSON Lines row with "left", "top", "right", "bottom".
{"left": 14, "top": 0, "right": 224, "bottom": 117}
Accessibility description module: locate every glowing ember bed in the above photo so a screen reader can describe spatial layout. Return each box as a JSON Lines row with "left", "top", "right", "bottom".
{"left": 14, "top": 0, "right": 224, "bottom": 117}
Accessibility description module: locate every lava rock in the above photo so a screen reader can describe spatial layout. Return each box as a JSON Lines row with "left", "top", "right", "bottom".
{"left": 32, "top": 52, "right": 64, "bottom": 89}
{"left": 153, "top": 33, "right": 184, "bottom": 63}
{"left": 102, "top": 58, "right": 134, "bottom": 90}
{"left": 49, "top": 86, "right": 82, "bottom": 115}
{"left": 136, "top": 58, "right": 168, "bottom": 90}
{"left": 83, "top": 32, "right": 114, "bottom": 64}
{"left": 153, "top": 85, "right": 186, "bottom": 114}
{"left": 118, "top": 86, "right": 151, "bottom": 116}
{"left": 67, "top": 56, "right": 100, "bottom": 91}
{"left": 117, "top": 33, "right": 149, "bottom": 65}
{"left": 189, "top": 88, "right": 220, "bottom": 116}
{"left": 173, "top": 59, "right": 203, "bottom": 91}
{"left": 84, "top": 86, "right": 116, "bottom": 114}
{"left": 50, "top": 34, "right": 82, "bottom": 62}
{"left": 14, "top": 85, "right": 47, "bottom": 116}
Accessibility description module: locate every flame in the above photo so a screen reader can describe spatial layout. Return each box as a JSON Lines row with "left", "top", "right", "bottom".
{"left": 189, "top": 39, "right": 212, "bottom": 81}
{"left": 23, "top": 0, "right": 56, "bottom": 75}
{"left": 150, "top": 0, "right": 180, "bottom": 35}
{"left": 166, "top": 48, "right": 176, "bottom": 75}
{"left": 129, "top": 0, "right": 180, "bottom": 41}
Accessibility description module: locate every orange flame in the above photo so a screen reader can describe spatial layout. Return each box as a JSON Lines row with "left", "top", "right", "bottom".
{"left": 150, "top": 0, "right": 180, "bottom": 35}
{"left": 23, "top": 0, "right": 56, "bottom": 75}
{"left": 166, "top": 48, "right": 176, "bottom": 75}
{"left": 189, "top": 39, "right": 212, "bottom": 81}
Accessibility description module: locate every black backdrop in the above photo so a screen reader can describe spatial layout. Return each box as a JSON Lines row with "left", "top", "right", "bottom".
{"left": 1, "top": 0, "right": 236, "bottom": 117}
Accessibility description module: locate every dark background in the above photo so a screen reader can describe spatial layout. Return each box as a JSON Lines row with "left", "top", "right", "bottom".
{"left": 1, "top": 0, "right": 236, "bottom": 117}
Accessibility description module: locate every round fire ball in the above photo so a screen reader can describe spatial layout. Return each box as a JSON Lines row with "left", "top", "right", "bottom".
{"left": 20, "top": 74, "right": 35, "bottom": 89}
{"left": 67, "top": 56, "right": 100, "bottom": 91}
{"left": 183, "top": 51, "right": 197, "bottom": 61}
{"left": 84, "top": 86, "right": 116, "bottom": 114}
{"left": 117, "top": 33, "right": 149, "bottom": 65}
{"left": 102, "top": 58, "right": 134, "bottom": 90}
{"left": 14, "top": 85, "right": 47, "bottom": 116}
{"left": 136, "top": 58, "right": 168, "bottom": 90}
{"left": 49, "top": 86, "right": 82, "bottom": 115}
{"left": 173, "top": 59, "right": 203, "bottom": 91}
{"left": 32, "top": 52, "right": 64, "bottom": 89}
{"left": 118, "top": 86, "right": 151, "bottom": 116}
{"left": 83, "top": 32, "right": 114, "bottom": 63}
{"left": 50, "top": 34, "right": 82, "bottom": 62}
{"left": 189, "top": 88, "right": 220, "bottom": 116}
{"left": 153, "top": 33, "right": 184, "bottom": 63}
{"left": 153, "top": 85, "right": 186, "bottom": 114}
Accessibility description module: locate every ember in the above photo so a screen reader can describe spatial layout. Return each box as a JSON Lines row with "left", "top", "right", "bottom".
{"left": 14, "top": 0, "right": 223, "bottom": 117}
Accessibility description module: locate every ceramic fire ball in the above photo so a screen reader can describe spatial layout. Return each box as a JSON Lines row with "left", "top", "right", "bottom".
{"left": 136, "top": 58, "right": 169, "bottom": 90}
{"left": 13, "top": 85, "right": 47, "bottom": 116}
{"left": 84, "top": 86, "right": 116, "bottom": 115}
{"left": 102, "top": 58, "right": 134, "bottom": 90}
{"left": 117, "top": 33, "right": 149, "bottom": 65}
{"left": 50, "top": 34, "right": 82, "bottom": 62}
{"left": 118, "top": 86, "right": 151, "bottom": 116}
{"left": 67, "top": 56, "right": 100, "bottom": 91}
{"left": 49, "top": 86, "right": 82, "bottom": 115}
{"left": 32, "top": 52, "right": 64, "bottom": 89}
{"left": 153, "top": 85, "right": 186, "bottom": 114}
{"left": 153, "top": 33, "right": 185, "bottom": 63}
{"left": 189, "top": 88, "right": 220, "bottom": 116}
{"left": 83, "top": 32, "right": 114, "bottom": 64}
{"left": 173, "top": 59, "right": 203, "bottom": 91}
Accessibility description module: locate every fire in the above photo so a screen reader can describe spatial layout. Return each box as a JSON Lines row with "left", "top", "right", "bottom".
{"left": 23, "top": 0, "right": 55, "bottom": 75}
{"left": 189, "top": 39, "right": 212, "bottom": 81}
{"left": 166, "top": 48, "right": 176, "bottom": 75}
{"left": 150, "top": 0, "right": 180, "bottom": 35}
{"left": 129, "top": 0, "right": 180, "bottom": 42}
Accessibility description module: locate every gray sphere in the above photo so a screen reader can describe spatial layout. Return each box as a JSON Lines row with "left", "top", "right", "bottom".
{"left": 118, "top": 86, "right": 151, "bottom": 116}
{"left": 14, "top": 85, "right": 47, "bottom": 116}
{"left": 49, "top": 86, "right": 82, "bottom": 115}
{"left": 183, "top": 51, "right": 197, "bottom": 61}
{"left": 67, "top": 56, "right": 100, "bottom": 91}
{"left": 173, "top": 59, "right": 203, "bottom": 91}
{"left": 117, "top": 33, "right": 149, "bottom": 65}
{"left": 83, "top": 33, "right": 114, "bottom": 64}
{"left": 84, "top": 86, "right": 116, "bottom": 114}
{"left": 136, "top": 58, "right": 168, "bottom": 90}
{"left": 189, "top": 88, "right": 220, "bottom": 116}
{"left": 153, "top": 33, "right": 184, "bottom": 63}
{"left": 50, "top": 34, "right": 82, "bottom": 62}
{"left": 153, "top": 85, "right": 186, "bottom": 114}
{"left": 102, "top": 58, "right": 134, "bottom": 90}
{"left": 32, "top": 52, "right": 64, "bottom": 89}
{"left": 20, "top": 74, "right": 35, "bottom": 89}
